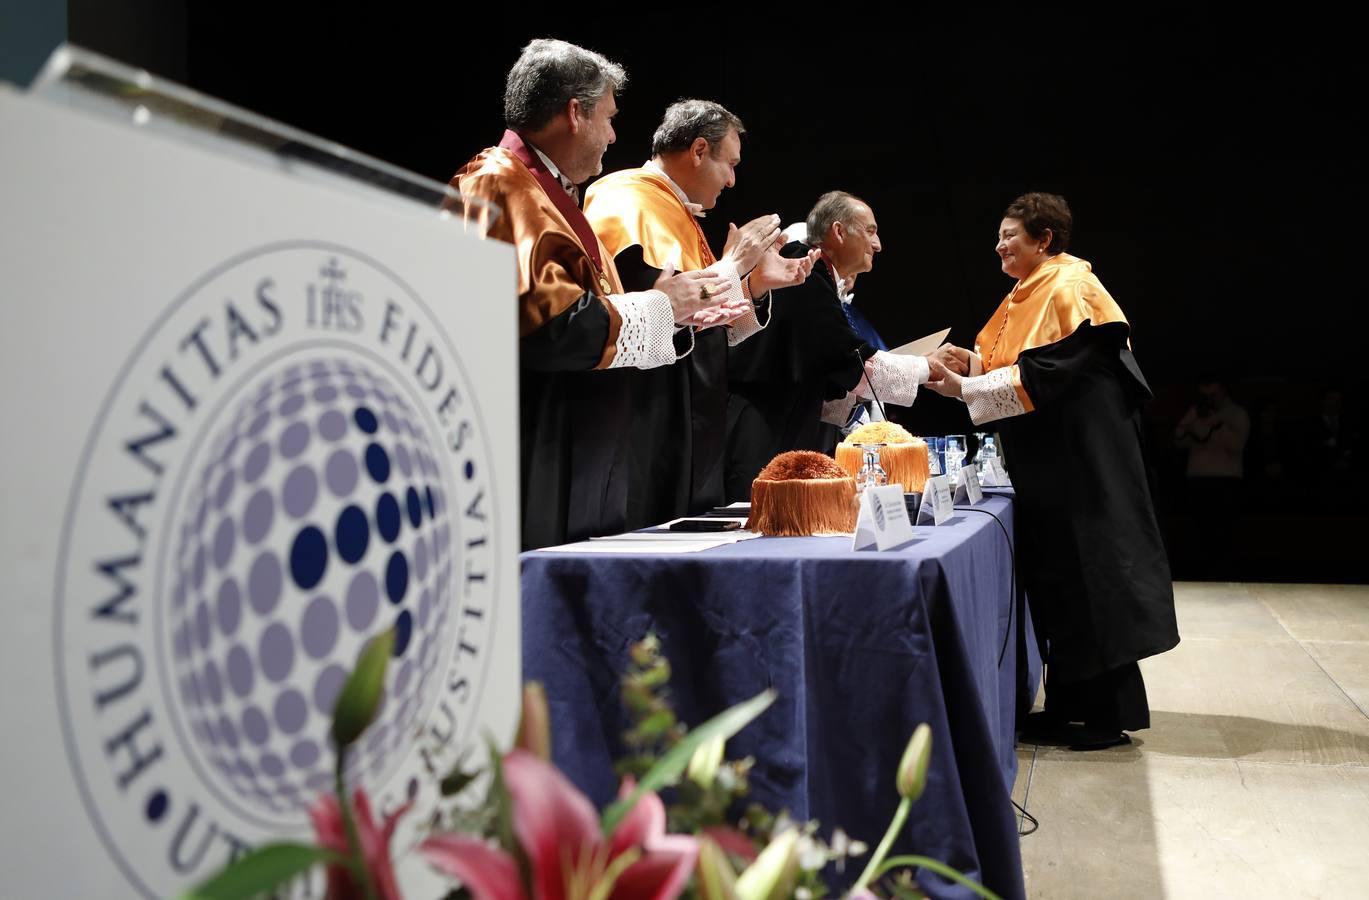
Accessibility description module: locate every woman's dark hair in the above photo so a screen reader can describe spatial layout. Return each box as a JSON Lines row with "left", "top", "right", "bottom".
{"left": 1004, "top": 192, "right": 1071, "bottom": 253}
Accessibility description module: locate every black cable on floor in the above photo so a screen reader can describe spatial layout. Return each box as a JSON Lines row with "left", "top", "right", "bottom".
{"left": 952, "top": 503, "right": 1038, "bottom": 837}
{"left": 953, "top": 505, "right": 1017, "bottom": 668}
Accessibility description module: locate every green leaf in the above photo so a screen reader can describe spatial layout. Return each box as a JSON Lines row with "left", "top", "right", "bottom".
{"left": 687, "top": 735, "right": 725, "bottom": 789}
{"left": 485, "top": 739, "right": 518, "bottom": 859}
{"left": 636, "top": 660, "right": 672, "bottom": 688}
{"left": 331, "top": 630, "right": 395, "bottom": 750}
{"left": 636, "top": 709, "right": 677, "bottom": 738}
{"left": 622, "top": 680, "right": 657, "bottom": 709}
{"left": 601, "top": 688, "right": 776, "bottom": 835}
{"left": 874, "top": 855, "right": 1004, "bottom": 900}
{"left": 181, "top": 843, "right": 342, "bottom": 900}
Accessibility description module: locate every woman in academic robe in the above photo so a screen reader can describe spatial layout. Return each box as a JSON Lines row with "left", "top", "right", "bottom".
{"left": 927, "top": 192, "right": 1179, "bottom": 750}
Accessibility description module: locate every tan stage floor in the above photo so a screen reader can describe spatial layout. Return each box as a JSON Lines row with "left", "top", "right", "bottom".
{"left": 1014, "top": 582, "right": 1369, "bottom": 899}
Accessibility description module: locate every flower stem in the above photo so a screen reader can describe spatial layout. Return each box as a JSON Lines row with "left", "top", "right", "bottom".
{"left": 335, "top": 751, "right": 380, "bottom": 900}
{"left": 873, "top": 855, "right": 1003, "bottom": 900}
{"left": 851, "top": 796, "right": 909, "bottom": 894}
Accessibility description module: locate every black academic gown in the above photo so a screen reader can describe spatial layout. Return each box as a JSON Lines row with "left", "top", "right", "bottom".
{"left": 454, "top": 137, "right": 638, "bottom": 551}
{"left": 1000, "top": 320, "right": 1179, "bottom": 685}
{"left": 611, "top": 246, "right": 751, "bottom": 528}
{"left": 724, "top": 244, "right": 874, "bottom": 500}
{"left": 518, "top": 365, "right": 634, "bottom": 550}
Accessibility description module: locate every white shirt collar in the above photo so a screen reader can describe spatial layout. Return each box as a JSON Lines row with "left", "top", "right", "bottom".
{"left": 529, "top": 143, "right": 577, "bottom": 200}
{"left": 644, "top": 159, "right": 706, "bottom": 218}
{"left": 824, "top": 256, "right": 855, "bottom": 303}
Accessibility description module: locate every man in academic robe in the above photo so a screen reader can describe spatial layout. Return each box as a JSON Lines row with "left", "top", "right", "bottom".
{"left": 583, "top": 100, "right": 816, "bottom": 526}
{"left": 450, "top": 39, "right": 741, "bottom": 549}
{"left": 783, "top": 221, "right": 888, "bottom": 351}
{"left": 725, "top": 191, "right": 965, "bottom": 500}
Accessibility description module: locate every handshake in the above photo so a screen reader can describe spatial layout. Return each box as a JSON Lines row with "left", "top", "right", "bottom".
{"left": 853, "top": 343, "right": 975, "bottom": 405}
{"left": 925, "top": 344, "right": 973, "bottom": 399}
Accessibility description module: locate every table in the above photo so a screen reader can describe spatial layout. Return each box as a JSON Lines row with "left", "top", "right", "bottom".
{"left": 521, "top": 492, "right": 1037, "bottom": 900}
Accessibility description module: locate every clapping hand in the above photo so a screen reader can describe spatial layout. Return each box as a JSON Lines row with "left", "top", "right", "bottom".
{"left": 722, "top": 214, "right": 782, "bottom": 274}
{"left": 751, "top": 246, "right": 818, "bottom": 294}
{"left": 654, "top": 264, "right": 733, "bottom": 325}
{"left": 683, "top": 297, "right": 753, "bottom": 329}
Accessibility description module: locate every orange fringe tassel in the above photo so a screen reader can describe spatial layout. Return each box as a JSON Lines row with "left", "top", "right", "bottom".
{"left": 748, "top": 477, "right": 857, "bottom": 536}
{"left": 834, "top": 440, "right": 930, "bottom": 493}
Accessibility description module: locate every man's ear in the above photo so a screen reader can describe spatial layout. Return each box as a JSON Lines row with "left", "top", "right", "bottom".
{"left": 689, "top": 136, "right": 709, "bottom": 167}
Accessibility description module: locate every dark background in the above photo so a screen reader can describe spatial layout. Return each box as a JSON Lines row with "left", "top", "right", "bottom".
{"left": 43, "top": 1, "right": 1369, "bottom": 580}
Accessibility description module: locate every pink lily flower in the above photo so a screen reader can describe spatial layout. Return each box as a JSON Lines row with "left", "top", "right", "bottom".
{"left": 422, "top": 749, "right": 698, "bottom": 900}
{"left": 310, "top": 787, "right": 411, "bottom": 900}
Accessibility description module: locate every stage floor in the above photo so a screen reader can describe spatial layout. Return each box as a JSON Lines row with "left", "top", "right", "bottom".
{"left": 1014, "top": 581, "right": 1369, "bottom": 898}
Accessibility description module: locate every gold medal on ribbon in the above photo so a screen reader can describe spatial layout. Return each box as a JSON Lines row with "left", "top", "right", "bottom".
{"left": 598, "top": 272, "right": 612, "bottom": 295}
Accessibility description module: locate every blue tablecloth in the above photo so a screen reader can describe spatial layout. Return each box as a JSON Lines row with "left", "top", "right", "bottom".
{"left": 521, "top": 491, "right": 1038, "bottom": 900}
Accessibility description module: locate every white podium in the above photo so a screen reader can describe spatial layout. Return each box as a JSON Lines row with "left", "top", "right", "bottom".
{"left": 0, "top": 46, "right": 520, "bottom": 898}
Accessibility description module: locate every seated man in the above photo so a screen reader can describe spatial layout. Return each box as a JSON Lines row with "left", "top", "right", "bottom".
{"left": 584, "top": 99, "right": 814, "bottom": 525}
{"left": 726, "top": 191, "right": 964, "bottom": 499}
{"left": 450, "top": 39, "right": 735, "bottom": 548}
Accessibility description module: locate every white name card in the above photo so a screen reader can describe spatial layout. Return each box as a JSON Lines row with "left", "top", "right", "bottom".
{"left": 953, "top": 464, "right": 984, "bottom": 504}
{"left": 916, "top": 475, "right": 954, "bottom": 526}
{"left": 852, "top": 485, "right": 916, "bottom": 551}
{"left": 982, "top": 457, "right": 1010, "bottom": 487}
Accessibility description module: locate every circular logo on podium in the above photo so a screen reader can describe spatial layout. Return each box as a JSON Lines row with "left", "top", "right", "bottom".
{"left": 53, "top": 243, "right": 504, "bottom": 897}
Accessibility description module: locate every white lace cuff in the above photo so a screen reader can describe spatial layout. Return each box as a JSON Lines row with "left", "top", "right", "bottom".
{"left": 698, "top": 259, "right": 763, "bottom": 347}
{"left": 727, "top": 268, "right": 772, "bottom": 346}
{"left": 821, "top": 392, "right": 859, "bottom": 426}
{"left": 963, "top": 366, "right": 1027, "bottom": 424}
{"left": 857, "top": 351, "right": 927, "bottom": 406}
{"left": 710, "top": 257, "right": 742, "bottom": 292}
{"left": 726, "top": 293, "right": 771, "bottom": 345}
{"left": 606, "top": 290, "right": 677, "bottom": 369}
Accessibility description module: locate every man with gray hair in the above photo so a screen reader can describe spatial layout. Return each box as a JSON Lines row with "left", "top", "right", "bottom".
{"left": 725, "top": 191, "right": 967, "bottom": 499}
{"left": 451, "top": 40, "right": 741, "bottom": 549}
{"left": 582, "top": 99, "right": 816, "bottom": 525}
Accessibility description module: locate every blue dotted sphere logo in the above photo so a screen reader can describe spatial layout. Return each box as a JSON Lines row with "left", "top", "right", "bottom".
{"left": 165, "top": 356, "right": 454, "bottom": 818}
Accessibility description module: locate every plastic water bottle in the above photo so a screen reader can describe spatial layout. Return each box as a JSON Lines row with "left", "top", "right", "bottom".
{"left": 945, "top": 434, "right": 966, "bottom": 486}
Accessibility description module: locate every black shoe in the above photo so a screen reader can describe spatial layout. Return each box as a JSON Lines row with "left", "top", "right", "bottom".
{"left": 1019, "top": 716, "right": 1088, "bottom": 746}
{"left": 1067, "top": 730, "right": 1131, "bottom": 752}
